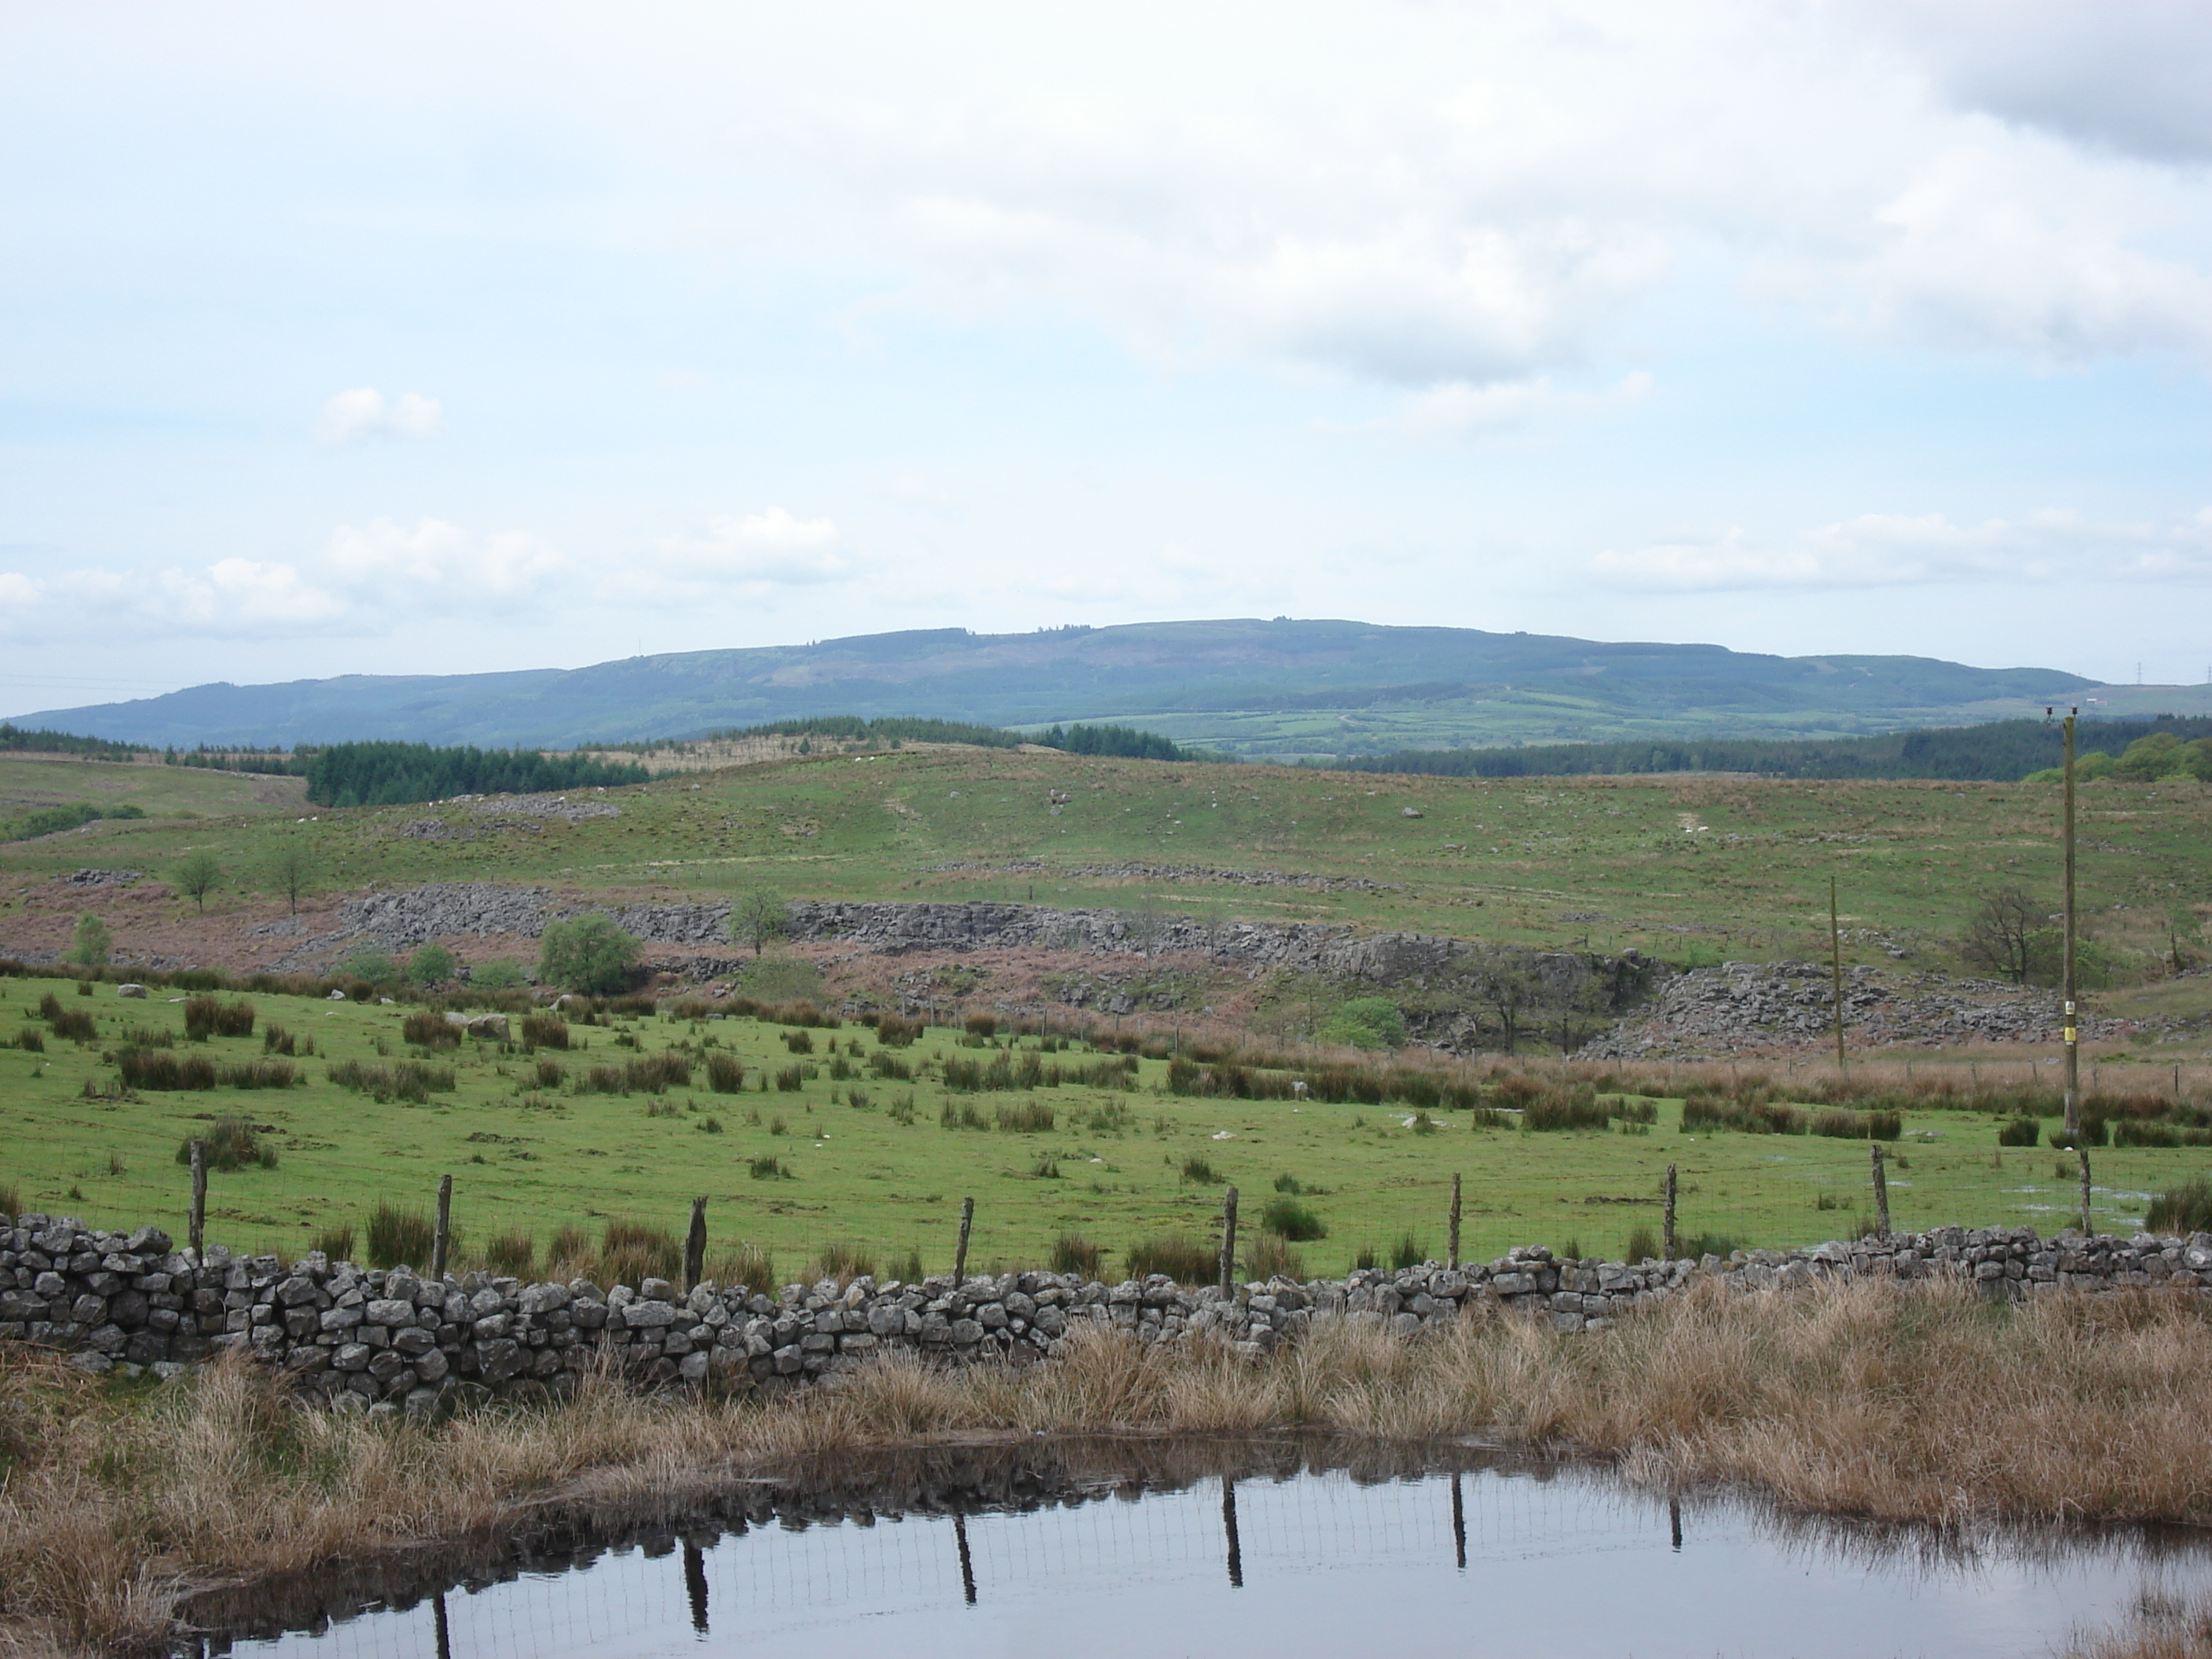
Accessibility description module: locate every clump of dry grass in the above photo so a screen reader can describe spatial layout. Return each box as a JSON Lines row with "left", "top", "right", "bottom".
{"left": 9, "top": 1279, "right": 2212, "bottom": 1657}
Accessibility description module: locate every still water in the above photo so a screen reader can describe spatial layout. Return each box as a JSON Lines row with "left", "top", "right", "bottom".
{"left": 211, "top": 1446, "right": 2204, "bottom": 1659}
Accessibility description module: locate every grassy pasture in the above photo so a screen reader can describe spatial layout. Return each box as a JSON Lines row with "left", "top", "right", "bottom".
{"left": 2, "top": 746, "right": 2207, "bottom": 976}
{"left": 4, "top": 971, "right": 2203, "bottom": 1280}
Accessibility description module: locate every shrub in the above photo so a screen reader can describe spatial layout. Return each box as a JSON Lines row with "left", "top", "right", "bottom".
{"left": 994, "top": 1101, "right": 1055, "bottom": 1133}
{"left": 876, "top": 1013, "right": 921, "bottom": 1047}
{"left": 1679, "top": 1232, "right": 1742, "bottom": 1260}
{"left": 521, "top": 1014, "right": 569, "bottom": 1050}
{"left": 2049, "top": 1119, "right": 2109, "bottom": 1149}
{"left": 533, "top": 1057, "right": 566, "bottom": 1088}
{"left": 1624, "top": 1224, "right": 1660, "bottom": 1264}
{"left": 964, "top": 1013, "right": 998, "bottom": 1039}
{"left": 1997, "top": 1117, "right": 2044, "bottom": 1147}
{"left": 599, "top": 1219, "right": 680, "bottom": 1287}
{"left": 1681, "top": 1090, "right": 1808, "bottom": 1135}
{"left": 326, "top": 1060, "right": 454, "bottom": 1103}
{"left": 775, "top": 1065, "right": 803, "bottom": 1092}
{"left": 845, "top": 1086, "right": 872, "bottom": 1111}
{"left": 1243, "top": 1234, "right": 1305, "bottom": 1281}
{"left": 1259, "top": 1196, "right": 1328, "bottom": 1241}
{"left": 471, "top": 960, "right": 529, "bottom": 991}
{"left": 121, "top": 1049, "right": 215, "bottom": 1090}
{"left": 783, "top": 1029, "right": 814, "bottom": 1055}
{"left": 606, "top": 994, "right": 657, "bottom": 1018}
{"left": 14, "top": 1027, "right": 43, "bottom": 1053}
{"left": 218, "top": 1060, "right": 295, "bottom": 1090}
{"left": 1123, "top": 1234, "right": 1216, "bottom": 1284}
{"left": 2147, "top": 1178, "right": 2212, "bottom": 1235}
{"left": 365, "top": 1203, "right": 436, "bottom": 1269}
{"left": 546, "top": 1223, "right": 594, "bottom": 1272}
{"left": 262, "top": 1024, "right": 295, "bottom": 1056}
{"left": 408, "top": 943, "right": 458, "bottom": 987}
{"left": 46, "top": 1008, "right": 97, "bottom": 1043}
{"left": 173, "top": 1116, "right": 270, "bottom": 1170}
{"left": 537, "top": 914, "right": 643, "bottom": 994}
{"left": 870, "top": 1050, "right": 914, "bottom": 1081}
{"left": 1273, "top": 1173, "right": 1304, "bottom": 1194}
{"left": 1523, "top": 1088, "right": 1612, "bottom": 1132}
{"left": 808, "top": 1241, "right": 873, "bottom": 1285}
{"left": 402, "top": 1010, "right": 461, "bottom": 1050}
{"left": 1390, "top": 1233, "right": 1426, "bottom": 1270}
{"left": 580, "top": 1064, "right": 627, "bottom": 1094}
{"left": 1316, "top": 996, "right": 1407, "bottom": 1049}
{"left": 706, "top": 1053, "right": 747, "bottom": 1093}
{"left": 311, "top": 1221, "right": 355, "bottom": 1264}
{"left": 939, "top": 1101, "right": 987, "bottom": 1130}
{"left": 342, "top": 950, "right": 398, "bottom": 988}
{"left": 624, "top": 1054, "right": 691, "bottom": 1093}
{"left": 749, "top": 1155, "right": 791, "bottom": 1180}
{"left": 707, "top": 1240, "right": 775, "bottom": 1292}
{"left": 1051, "top": 1231, "right": 1104, "bottom": 1279}
{"left": 183, "top": 996, "right": 255, "bottom": 1041}
{"left": 67, "top": 913, "right": 112, "bottom": 972}
{"left": 1179, "top": 1155, "right": 1221, "bottom": 1184}
{"left": 484, "top": 1228, "right": 535, "bottom": 1277}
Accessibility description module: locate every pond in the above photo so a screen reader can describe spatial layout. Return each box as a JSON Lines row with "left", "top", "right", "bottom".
{"left": 192, "top": 1441, "right": 2207, "bottom": 1659}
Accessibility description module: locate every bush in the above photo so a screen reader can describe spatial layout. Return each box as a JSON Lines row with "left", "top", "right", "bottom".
{"left": 326, "top": 1060, "right": 455, "bottom": 1103}
{"left": 408, "top": 943, "right": 458, "bottom": 987}
{"left": 964, "top": 1013, "right": 998, "bottom": 1038}
{"left": 402, "top": 1010, "right": 461, "bottom": 1050}
{"left": 484, "top": 1228, "right": 535, "bottom": 1277}
{"left": 173, "top": 1116, "right": 271, "bottom": 1170}
{"left": 707, "top": 1240, "right": 775, "bottom": 1292}
{"left": 775, "top": 1065, "right": 803, "bottom": 1092}
{"left": 1681, "top": 1090, "right": 1807, "bottom": 1135}
{"left": 1523, "top": 1088, "right": 1612, "bottom": 1132}
{"left": 183, "top": 997, "right": 255, "bottom": 1041}
{"left": 994, "top": 1101, "right": 1055, "bottom": 1133}
{"left": 342, "top": 950, "right": 399, "bottom": 988}
{"left": 1051, "top": 1231, "right": 1104, "bottom": 1279}
{"left": 1390, "top": 1234, "right": 1427, "bottom": 1270}
{"left": 14, "top": 1027, "right": 43, "bottom": 1053}
{"left": 262, "top": 1024, "right": 295, "bottom": 1056}
{"left": 471, "top": 960, "right": 529, "bottom": 992}
{"left": 311, "top": 1221, "right": 355, "bottom": 1264}
{"left": 623, "top": 1054, "right": 691, "bottom": 1093}
{"left": 218, "top": 1060, "right": 295, "bottom": 1090}
{"left": 537, "top": 915, "right": 643, "bottom": 994}
{"left": 533, "top": 1057, "right": 566, "bottom": 1089}
{"left": 2147, "top": 1178, "right": 2212, "bottom": 1235}
{"left": 521, "top": 1014, "right": 569, "bottom": 1050}
{"left": 876, "top": 1014, "right": 921, "bottom": 1047}
{"left": 1997, "top": 1117, "right": 2044, "bottom": 1147}
{"left": 783, "top": 1029, "right": 814, "bottom": 1055}
{"left": 706, "top": 1053, "right": 747, "bottom": 1093}
{"left": 67, "top": 913, "right": 112, "bottom": 972}
{"left": 1316, "top": 996, "right": 1407, "bottom": 1049}
{"left": 365, "top": 1203, "right": 436, "bottom": 1269}
{"left": 1243, "top": 1234, "right": 1305, "bottom": 1281}
{"left": 1259, "top": 1196, "right": 1328, "bottom": 1241}
{"left": 599, "top": 1219, "right": 680, "bottom": 1286}
{"left": 1179, "top": 1155, "right": 1221, "bottom": 1184}
{"left": 749, "top": 1155, "right": 791, "bottom": 1180}
{"left": 2049, "top": 1119, "right": 2109, "bottom": 1149}
{"left": 1624, "top": 1224, "right": 1660, "bottom": 1264}
{"left": 46, "top": 1008, "right": 96, "bottom": 1043}
{"left": 1123, "top": 1235, "right": 1217, "bottom": 1284}
{"left": 121, "top": 1049, "right": 215, "bottom": 1090}
{"left": 808, "top": 1242, "right": 873, "bottom": 1285}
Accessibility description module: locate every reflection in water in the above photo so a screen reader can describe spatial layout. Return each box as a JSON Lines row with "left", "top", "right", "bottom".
{"left": 192, "top": 1440, "right": 2212, "bottom": 1659}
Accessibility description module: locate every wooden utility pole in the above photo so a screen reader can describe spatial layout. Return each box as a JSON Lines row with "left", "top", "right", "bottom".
{"left": 683, "top": 1197, "right": 707, "bottom": 1290}
{"left": 953, "top": 1196, "right": 974, "bottom": 1284}
{"left": 188, "top": 1139, "right": 207, "bottom": 1259}
{"left": 1218, "top": 1185, "right": 1239, "bottom": 1295}
{"left": 1829, "top": 876, "right": 1848, "bottom": 1078}
{"left": 2062, "top": 707, "right": 2081, "bottom": 1138}
{"left": 432, "top": 1174, "right": 452, "bottom": 1278}
{"left": 1447, "top": 1172, "right": 1462, "bottom": 1270}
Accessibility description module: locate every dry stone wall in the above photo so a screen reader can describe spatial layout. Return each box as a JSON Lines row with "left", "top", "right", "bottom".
{"left": 5, "top": 1211, "right": 2201, "bottom": 1418}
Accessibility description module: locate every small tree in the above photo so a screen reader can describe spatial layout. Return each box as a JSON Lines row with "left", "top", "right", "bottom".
{"left": 68, "top": 913, "right": 112, "bottom": 972}
{"left": 408, "top": 943, "right": 458, "bottom": 987}
{"left": 1472, "top": 950, "right": 1540, "bottom": 1056}
{"left": 173, "top": 851, "right": 221, "bottom": 913}
{"left": 1961, "top": 886, "right": 2043, "bottom": 984}
{"left": 1316, "top": 996, "right": 1407, "bottom": 1049}
{"left": 731, "top": 888, "right": 789, "bottom": 958}
{"left": 269, "top": 843, "right": 313, "bottom": 917}
{"left": 539, "top": 914, "right": 642, "bottom": 994}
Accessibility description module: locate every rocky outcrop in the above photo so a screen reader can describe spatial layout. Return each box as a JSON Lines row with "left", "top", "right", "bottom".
{"left": 5, "top": 1211, "right": 2196, "bottom": 1416}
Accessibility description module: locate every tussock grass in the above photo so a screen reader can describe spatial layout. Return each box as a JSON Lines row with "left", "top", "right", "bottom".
{"left": 9, "top": 1280, "right": 2212, "bottom": 1657}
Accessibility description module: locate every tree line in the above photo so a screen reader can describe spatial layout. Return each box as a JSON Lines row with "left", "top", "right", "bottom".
{"left": 1328, "top": 716, "right": 2212, "bottom": 783}
{"left": 302, "top": 742, "right": 650, "bottom": 808}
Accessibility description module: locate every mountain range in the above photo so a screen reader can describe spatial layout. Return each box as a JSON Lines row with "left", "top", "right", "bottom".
{"left": 17, "top": 618, "right": 2108, "bottom": 756}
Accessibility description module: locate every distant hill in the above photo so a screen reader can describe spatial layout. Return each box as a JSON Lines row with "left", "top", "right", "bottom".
{"left": 14, "top": 618, "right": 2097, "bottom": 754}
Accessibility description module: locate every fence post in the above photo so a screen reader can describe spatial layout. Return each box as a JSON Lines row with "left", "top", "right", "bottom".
{"left": 189, "top": 1139, "right": 207, "bottom": 1260}
{"left": 953, "top": 1196, "right": 974, "bottom": 1285}
{"left": 1663, "top": 1163, "right": 1677, "bottom": 1260}
{"left": 1218, "top": 1185, "right": 1239, "bottom": 1295}
{"left": 1871, "top": 1144, "right": 1890, "bottom": 1238}
{"left": 1447, "top": 1172, "right": 1462, "bottom": 1270}
{"left": 2078, "top": 1148, "right": 2093, "bottom": 1237}
{"left": 432, "top": 1174, "right": 452, "bottom": 1279}
{"left": 684, "top": 1196, "right": 707, "bottom": 1290}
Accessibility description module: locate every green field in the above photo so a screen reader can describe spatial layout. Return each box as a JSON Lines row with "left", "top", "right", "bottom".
{"left": 3, "top": 744, "right": 2208, "bottom": 976}
{"left": 2, "top": 970, "right": 2198, "bottom": 1280}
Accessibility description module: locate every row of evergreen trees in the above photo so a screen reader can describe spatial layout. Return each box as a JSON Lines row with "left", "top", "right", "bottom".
{"left": 303, "top": 742, "right": 650, "bottom": 808}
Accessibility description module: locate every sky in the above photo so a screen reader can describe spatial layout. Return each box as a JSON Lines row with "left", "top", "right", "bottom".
{"left": 3, "top": 0, "right": 2210, "bottom": 718}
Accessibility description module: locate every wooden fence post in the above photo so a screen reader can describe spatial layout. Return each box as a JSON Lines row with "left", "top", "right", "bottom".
{"left": 1218, "top": 1185, "right": 1239, "bottom": 1295}
{"left": 953, "top": 1196, "right": 974, "bottom": 1285}
{"left": 432, "top": 1174, "right": 452, "bottom": 1278}
{"left": 1447, "top": 1172, "right": 1462, "bottom": 1270}
{"left": 684, "top": 1196, "right": 707, "bottom": 1290}
{"left": 2078, "top": 1148, "right": 2093, "bottom": 1237}
{"left": 1871, "top": 1144, "right": 1890, "bottom": 1238}
{"left": 1663, "top": 1163, "right": 1678, "bottom": 1260}
{"left": 188, "top": 1140, "right": 207, "bottom": 1260}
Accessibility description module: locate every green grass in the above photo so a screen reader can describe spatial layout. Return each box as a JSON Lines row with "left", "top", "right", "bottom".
{"left": 4, "top": 747, "right": 2207, "bottom": 984}
{"left": 0, "top": 969, "right": 2192, "bottom": 1280}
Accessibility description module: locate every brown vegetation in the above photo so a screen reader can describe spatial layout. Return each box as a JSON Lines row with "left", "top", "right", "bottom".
{"left": 5, "top": 1278, "right": 2212, "bottom": 1657}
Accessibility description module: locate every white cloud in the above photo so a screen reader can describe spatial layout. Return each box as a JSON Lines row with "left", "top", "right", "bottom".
{"left": 659, "top": 508, "right": 848, "bottom": 584}
{"left": 317, "top": 388, "right": 445, "bottom": 445}
{"left": 1395, "top": 371, "right": 1653, "bottom": 438}
{"left": 1592, "top": 507, "right": 2212, "bottom": 592}
{"left": 320, "top": 518, "right": 566, "bottom": 596}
